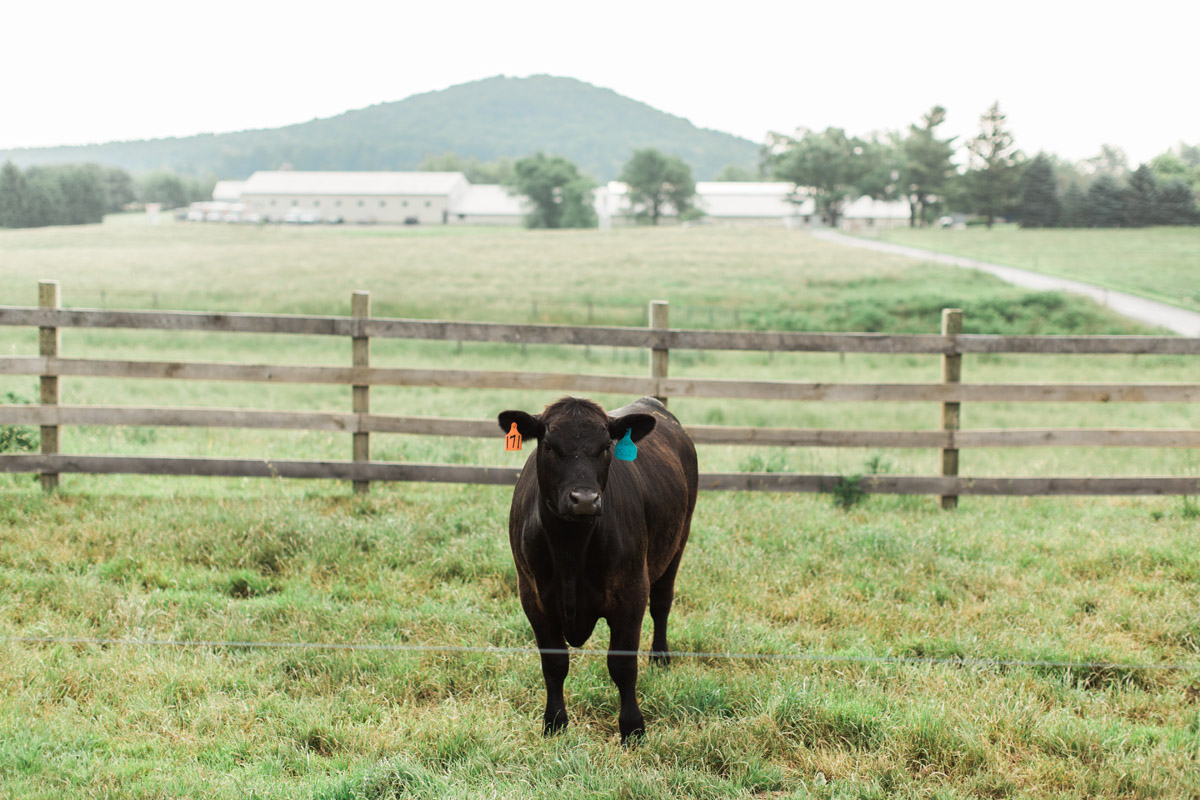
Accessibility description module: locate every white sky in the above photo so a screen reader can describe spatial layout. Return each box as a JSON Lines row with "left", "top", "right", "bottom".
{"left": 3, "top": 0, "right": 1196, "bottom": 167}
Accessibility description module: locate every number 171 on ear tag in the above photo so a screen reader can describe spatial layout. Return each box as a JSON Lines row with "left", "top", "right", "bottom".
{"left": 505, "top": 422, "right": 522, "bottom": 452}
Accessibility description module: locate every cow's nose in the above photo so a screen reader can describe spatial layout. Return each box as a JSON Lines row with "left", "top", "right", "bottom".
{"left": 568, "top": 490, "right": 602, "bottom": 516}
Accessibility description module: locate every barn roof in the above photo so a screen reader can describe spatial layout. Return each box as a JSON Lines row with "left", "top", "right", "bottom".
{"left": 211, "top": 180, "right": 245, "bottom": 201}
{"left": 241, "top": 171, "right": 468, "bottom": 196}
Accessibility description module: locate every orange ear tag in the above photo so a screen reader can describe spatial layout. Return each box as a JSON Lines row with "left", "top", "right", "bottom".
{"left": 505, "top": 422, "right": 523, "bottom": 452}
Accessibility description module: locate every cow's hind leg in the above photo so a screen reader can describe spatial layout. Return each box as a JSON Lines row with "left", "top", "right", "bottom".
{"left": 648, "top": 547, "right": 686, "bottom": 668}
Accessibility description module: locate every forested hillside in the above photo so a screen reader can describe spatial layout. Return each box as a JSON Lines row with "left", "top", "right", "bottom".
{"left": 0, "top": 76, "right": 759, "bottom": 181}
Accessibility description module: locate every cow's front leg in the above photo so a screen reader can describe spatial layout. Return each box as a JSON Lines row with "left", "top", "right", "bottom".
{"left": 607, "top": 615, "right": 646, "bottom": 744}
{"left": 520, "top": 583, "right": 569, "bottom": 735}
{"left": 535, "top": 629, "right": 570, "bottom": 735}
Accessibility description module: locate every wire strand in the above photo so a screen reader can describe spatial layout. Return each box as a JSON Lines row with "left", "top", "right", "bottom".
{"left": 4, "top": 636, "right": 1197, "bottom": 673}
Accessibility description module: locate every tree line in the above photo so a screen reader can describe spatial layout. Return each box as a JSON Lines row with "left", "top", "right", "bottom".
{"left": 0, "top": 162, "right": 213, "bottom": 229}
{"left": 763, "top": 102, "right": 1200, "bottom": 229}
{"left": 459, "top": 102, "right": 1200, "bottom": 231}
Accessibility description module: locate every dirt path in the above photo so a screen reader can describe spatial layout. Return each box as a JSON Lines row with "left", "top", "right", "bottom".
{"left": 810, "top": 229, "right": 1200, "bottom": 336}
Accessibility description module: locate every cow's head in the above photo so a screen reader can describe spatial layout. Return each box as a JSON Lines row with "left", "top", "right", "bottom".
{"left": 499, "top": 397, "right": 656, "bottom": 520}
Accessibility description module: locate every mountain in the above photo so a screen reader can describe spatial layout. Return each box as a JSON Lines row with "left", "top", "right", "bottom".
{"left": 0, "top": 75, "right": 760, "bottom": 181}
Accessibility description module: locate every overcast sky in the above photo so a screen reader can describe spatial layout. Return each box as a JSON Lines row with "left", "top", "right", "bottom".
{"left": 4, "top": 0, "right": 1195, "bottom": 167}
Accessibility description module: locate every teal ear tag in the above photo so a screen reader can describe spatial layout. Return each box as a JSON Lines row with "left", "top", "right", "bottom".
{"left": 615, "top": 429, "right": 637, "bottom": 462}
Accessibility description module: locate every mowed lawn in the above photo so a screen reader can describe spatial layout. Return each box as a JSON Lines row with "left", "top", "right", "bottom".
{"left": 1, "top": 218, "right": 1199, "bottom": 798}
{"left": 871, "top": 224, "right": 1200, "bottom": 315}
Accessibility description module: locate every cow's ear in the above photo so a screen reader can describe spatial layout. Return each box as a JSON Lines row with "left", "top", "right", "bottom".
{"left": 498, "top": 410, "right": 545, "bottom": 440}
{"left": 609, "top": 413, "right": 655, "bottom": 443}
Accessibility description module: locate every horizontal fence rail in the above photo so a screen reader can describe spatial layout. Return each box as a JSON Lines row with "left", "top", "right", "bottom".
{"left": 3, "top": 455, "right": 1198, "bottom": 496}
{"left": 3, "top": 357, "right": 1198, "bottom": 403}
{"left": 2, "top": 284, "right": 1198, "bottom": 503}
{"left": 4, "top": 305, "right": 1200, "bottom": 354}
{"left": 3, "top": 405, "right": 1200, "bottom": 449}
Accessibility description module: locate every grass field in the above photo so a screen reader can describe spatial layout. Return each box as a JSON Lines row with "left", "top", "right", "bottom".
{"left": 869, "top": 224, "right": 1200, "bottom": 315}
{"left": 2, "top": 218, "right": 1199, "bottom": 798}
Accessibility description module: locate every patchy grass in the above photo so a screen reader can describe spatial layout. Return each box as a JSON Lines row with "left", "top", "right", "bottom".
{"left": 1, "top": 489, "right": 1198, "bottom": 798}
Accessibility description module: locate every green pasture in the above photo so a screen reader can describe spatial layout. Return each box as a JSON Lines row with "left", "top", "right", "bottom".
{"left": 2, "top": 218, "right": 1199, "bottom": 798}
{"left": 2, "top": 489, "right": 1198, "bottom": 798}
{"left": 2, "top": 216, "right": 1195, "bottom": 489}
{"left": 870, "top": 224, "right": 1200, "bottom": 315}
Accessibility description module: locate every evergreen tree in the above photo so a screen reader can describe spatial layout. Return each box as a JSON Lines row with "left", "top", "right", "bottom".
{"left": 1155, "top": 179, "right": 1200, "bottom": 225}
{"left": 1017, "top": 153, "right": 1061, "bottom": 227}
{"left": 966, "top": 102, "right": 1022, "bottom": 228}
{"left": 1123, "top": 165, "right": 1159, "bottom": 227}
{"left": 1084, "top": 174, "right": 1126, "bottom": 227}
{"left": 618, "top": 148, "right": 696, "bottom": 225}
{"left": 900, "top": 106, "right": 957, "bottom": 226}
{"left": 1060, "top": 182, "right": 1087, "bottom": 228}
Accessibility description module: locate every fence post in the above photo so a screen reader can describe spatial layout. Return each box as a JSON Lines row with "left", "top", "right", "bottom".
{"left": 649, "top": 300, "right": 669, "bottom": 405}
{"left": 38, "top": 280, "right": 61, "bottom": 492}
{"left": 940, "top": 308, "right": 963, "bottom": 510}
{"left": 352, "top": 291, "right": 371, "bottom": 495}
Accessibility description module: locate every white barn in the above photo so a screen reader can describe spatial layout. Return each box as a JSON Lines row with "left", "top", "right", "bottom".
{"left": 240, "top": 171, "right": 470, "bottom": 224}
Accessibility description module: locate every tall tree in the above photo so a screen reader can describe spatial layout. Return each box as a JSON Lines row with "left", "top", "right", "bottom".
{"left": 1018, "top": 153, "right": 1061, "bottom": 228}
{"left": 966, "top": 102, "right": 1022, "bottom": 228}
{"left": 1060, "top": 182, "right": 1087, "bottom": 228}
{"left": 1155, "top": 179, "right": 1200, "bottom": 225}
{"left": 1084, "top": 174, "right": 1126, "bottom": 227}
{"left": 1123, "top": 165, "right": 1159, "bottom": 227}
{"left": 618, "top": 149, "right": 696, "bottom": 225}
{"left": 765, "top": 127, "right": 882, "bottom": 227}
{"left": 899, "top": 106, "right": 956, "bottom": 227}
{"left": 507, "top": 153, "right": 597, "bottom": 229}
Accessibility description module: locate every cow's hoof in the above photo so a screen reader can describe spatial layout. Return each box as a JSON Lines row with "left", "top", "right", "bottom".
{"left": 543, "top": 708, "right": 568, "bottom": 736}
{"left": 618, "top": 716, "right": 646, "bottom": 746}
{"left": 649, "top": 651, "right": 671, "bottom": 668}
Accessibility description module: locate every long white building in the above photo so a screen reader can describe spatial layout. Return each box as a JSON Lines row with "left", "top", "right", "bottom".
{"left": 225, "top": 170, "right": 909, "bottom": 228}
{"left": 240, "top": 171, "right": 470, "bottom": 225}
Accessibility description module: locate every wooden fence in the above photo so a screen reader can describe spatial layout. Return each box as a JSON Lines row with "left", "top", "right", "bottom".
{"left": 2, "top": 280, "right": 1199, "bottom": 505}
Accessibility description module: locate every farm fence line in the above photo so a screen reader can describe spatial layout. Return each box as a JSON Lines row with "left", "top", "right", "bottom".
{"left": 2, "top": 280, "right": 1200, "bottom": 505}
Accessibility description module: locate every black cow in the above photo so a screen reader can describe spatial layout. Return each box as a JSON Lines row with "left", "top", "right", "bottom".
{"left": 498, "top": 396, "right": 698, "bottom": 743}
